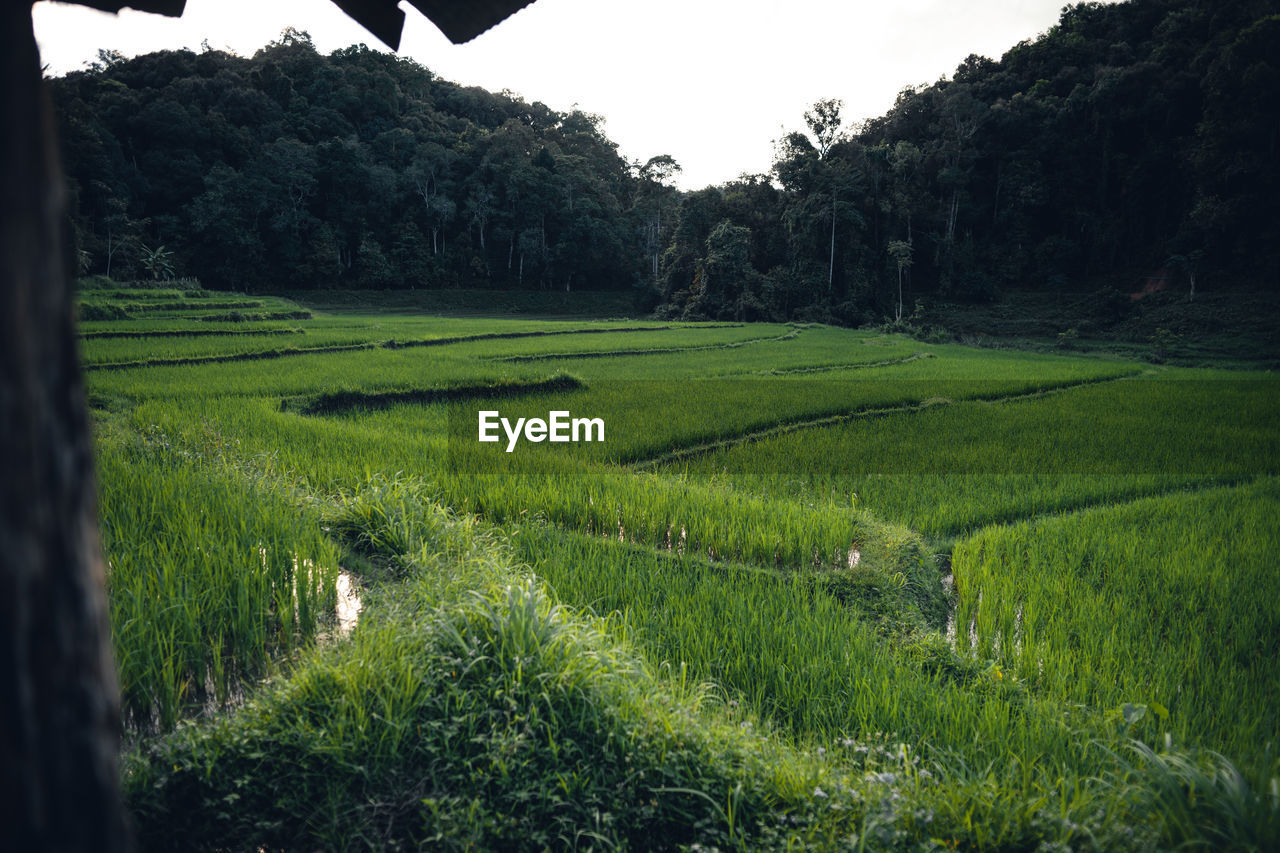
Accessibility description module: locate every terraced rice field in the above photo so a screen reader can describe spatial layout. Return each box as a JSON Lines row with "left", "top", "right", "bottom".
{"left": 84, "top": 287, "right": 1280, "bottom": 849}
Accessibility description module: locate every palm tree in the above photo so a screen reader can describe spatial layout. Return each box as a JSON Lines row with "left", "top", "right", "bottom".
{"left": 140, "top": 243, "right": 176, "bottom": 280}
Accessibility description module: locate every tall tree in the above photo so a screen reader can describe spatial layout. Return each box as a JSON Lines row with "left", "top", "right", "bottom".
{"left": 634, "top": 154, "right": 682, "bottom": 281}
{"left": 804, "top": 97, "right": 844, "bottom": 158}
{"left": 888, "top": 239, "right": 914, "bottom": 322}
{"left": 806, "top": 100, "right": 844, "bottom": 293}
{"left": 774, "top": 100, "right": 863, "bottom": 303}
{"left": 410, "top": 144, "right": 457, "bottom": 257}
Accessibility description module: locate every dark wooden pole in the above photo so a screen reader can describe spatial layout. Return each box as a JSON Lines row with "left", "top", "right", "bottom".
{"left": 0, "top": 4, "right": 129, "bottom": 850}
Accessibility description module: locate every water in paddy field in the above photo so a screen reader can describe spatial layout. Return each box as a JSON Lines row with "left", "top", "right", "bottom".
{"left": 335, "top": 570, "right": 362, "bottom": 634}
{"left": 942, "top": 572, "right": 960, "bottom": 647}
{"left": 284, "top": 549, "right": 363, "bottom": 635}
{"left": 945, "top": 586, "right": 979, "bottom": 654}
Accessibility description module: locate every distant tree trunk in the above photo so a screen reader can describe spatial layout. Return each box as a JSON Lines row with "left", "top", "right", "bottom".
{"left": 828, "top": 187, "right": 837, "bottom": 295}
{"left": 653, "top": 208, "right": 661, "bottom": 279}
{"left": 105, "top": 227, "right": 116, "bottom": 277}
{"left": 991, "top": 160, "right": 1002, "bottom": 228}
{"left": 887, "top": 240, "right": 913, "bottom": 325}
{"left": 896, "top": 265, "right": 903, "bottom": 322}
{"left": 0, "top": 8, "right": 128, "bottom": 851}
{"left": 539, "top": 214, "right": 548, "bottom": 289}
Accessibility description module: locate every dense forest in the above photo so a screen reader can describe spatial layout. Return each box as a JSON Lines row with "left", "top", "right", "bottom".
{"left": 53, "top": 28, "right": 662, "bottom": 295}
{"left": 52, "top": 0, "right": 1279, "bottom": 322}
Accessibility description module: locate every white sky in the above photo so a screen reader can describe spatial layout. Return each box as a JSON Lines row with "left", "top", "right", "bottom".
{"left": 34, "top": 0, "right": 1110, "bottom": 190}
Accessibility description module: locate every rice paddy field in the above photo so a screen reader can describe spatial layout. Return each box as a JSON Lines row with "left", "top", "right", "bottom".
{"left": 84, "top": 287, "right": 1280, "bottom": 850}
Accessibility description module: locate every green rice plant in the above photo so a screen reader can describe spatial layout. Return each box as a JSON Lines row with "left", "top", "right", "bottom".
{"left": 80, "top": 322, "right": 730, "bottom": 369}
{"left": 526, "top": 329, "right": 1139, "bottom": 383}
{"left": 281, "top": 286, "right": 644, "bottom": 317}
{"left": 90, "top": 346, "right": 521, "bottom": 400}
{"left": 491, "top": 325, "right": 798, "bottom": 361}
{"left": 98, "top": 439, "right": 339, "bottom": 729}
{"left": 86, "top": 322, "right": 738, "bottom": 399}
{"left": 118, "top": 472, "right": 1279, "bottom": 851}
{"left": 671, "top": 372, "right": 1279, "bottom": 535}
{"left": 86, "top": 289, "right": 191, "bottom": 300}
{"left": 81, "top": 326, "right": 305, "bottom": 341}
{"left": 75, "top": 291, "right": 305, "bottom": 319}
{"left": 111, "top": 373, "right": 1147, "bottom": 576}
{"left": 952, "top": 479, "right": 1280, "bottom": 770}
{"left": 122, "top": 489, "right": 853, "bottom": 852}
{"left": 93, "top": 309, "right": 1280, "bottom": 848}
{"left": 123, "top": 300, "right": 267, "bottom": 312}
{"left": 509, "top": 523, "right": 1068, "bottom": 756}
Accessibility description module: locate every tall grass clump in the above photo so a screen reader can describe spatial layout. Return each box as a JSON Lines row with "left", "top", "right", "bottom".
{"left": 98, "top": 441, "right": 339, "bottom": 729}
{"left": 324, "top": 473, "right": 501, "bottom": 578}
{"left": 1100, "top": 740, "right": 1280, "bottom": 850}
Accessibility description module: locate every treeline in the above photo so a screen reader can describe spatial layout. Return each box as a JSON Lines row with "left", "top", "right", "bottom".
{"left": 656, "top": 0, "right": 1280, "bottom": 323}
{"left": 53, "top": 0, "right": 1279, "bottom": 322}
{"left": 52, "top": 29, "right": 678, "bottom": 293}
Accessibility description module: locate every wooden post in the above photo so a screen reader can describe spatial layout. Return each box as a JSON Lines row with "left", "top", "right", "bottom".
{"left": 0, "top": 5, "right": 128, "bottom": 850}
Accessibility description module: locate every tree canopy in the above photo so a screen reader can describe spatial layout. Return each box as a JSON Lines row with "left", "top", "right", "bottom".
{"left": 654, "top": 0, "right": 1280, "bottom": 322}
{"left": 53, "top": 0, "right": 1280, "bottom": 321}
{"left": 53, "top": 32, "right": 673, "bottom": 294}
